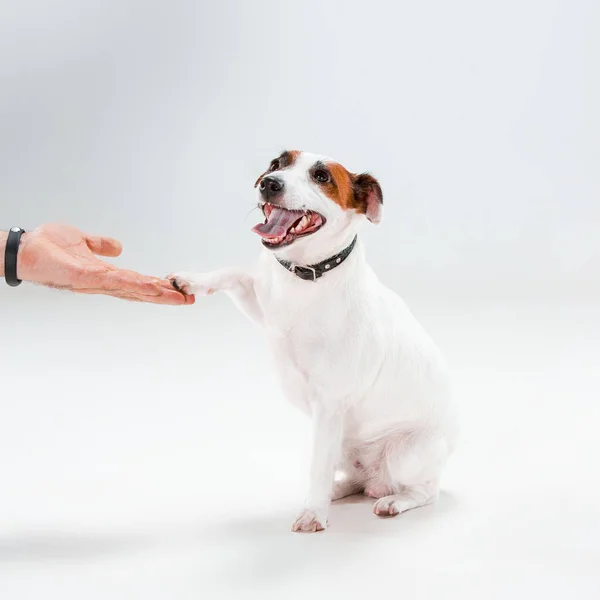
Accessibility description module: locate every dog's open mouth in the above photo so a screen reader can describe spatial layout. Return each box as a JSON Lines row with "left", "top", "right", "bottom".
{"left": 252, "top": 203, "right": 326, "bottom": 248}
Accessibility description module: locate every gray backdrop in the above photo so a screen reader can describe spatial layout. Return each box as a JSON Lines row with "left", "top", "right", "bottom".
{"left": 1, "top": 1, "right": 599, "bottom": 599}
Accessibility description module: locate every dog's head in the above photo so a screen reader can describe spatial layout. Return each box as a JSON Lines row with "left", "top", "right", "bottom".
{"left": 252, "top": 151, "right": 382, "bottom": 256}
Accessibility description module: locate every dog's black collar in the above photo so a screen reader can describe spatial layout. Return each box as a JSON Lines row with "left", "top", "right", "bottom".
{"left": 275, "top": 236, "right": 358, "bottom": 281}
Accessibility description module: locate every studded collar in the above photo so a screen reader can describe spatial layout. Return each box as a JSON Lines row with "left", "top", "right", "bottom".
{"left": 275, "top": 236, "right": 358, "bottom": 281}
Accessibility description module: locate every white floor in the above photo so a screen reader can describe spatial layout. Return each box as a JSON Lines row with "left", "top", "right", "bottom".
{"left": 1, "top": 290, "right": 599, "bottom": 599}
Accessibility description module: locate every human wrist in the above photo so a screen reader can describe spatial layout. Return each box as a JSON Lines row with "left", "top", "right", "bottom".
{"left": 15, "top": 231, "right": 33, "bottom": 282}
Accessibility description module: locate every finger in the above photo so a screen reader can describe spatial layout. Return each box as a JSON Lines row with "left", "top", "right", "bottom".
{"left": 86, "top": 234, "right": 123, "bottom": 257}
{"left": 78, "top": 269, "right": 196, "bottom": 304}
{"left": 75, "top": 287, "right": 195, "bottom": 305}
{"left": 129, "top": 285, "right": 195, "bottom": 305}
{"left": 100, "top": 270, "right": 173, "bottom": 296}
{"left": 75, "top": 288, "right": 142, "bottom": 300}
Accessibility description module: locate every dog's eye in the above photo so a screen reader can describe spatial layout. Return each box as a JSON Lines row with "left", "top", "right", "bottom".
{"left": 313, "top": 169, "right": 330, "bottom": 183}
{"left": 269, "top": 160, "right": 280, "bottom": 172}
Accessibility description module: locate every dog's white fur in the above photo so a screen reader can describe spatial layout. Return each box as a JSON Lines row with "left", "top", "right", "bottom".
{"left": 170, "top": 152, "right": 457, "bottom": 533}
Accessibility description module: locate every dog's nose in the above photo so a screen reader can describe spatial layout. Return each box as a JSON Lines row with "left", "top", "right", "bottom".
{"left": 259, "top": 176, "right": 284, "bottom": 198}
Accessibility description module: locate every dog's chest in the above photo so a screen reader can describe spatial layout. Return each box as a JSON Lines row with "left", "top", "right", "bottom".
{"left": 257, "top": 262, "right": 358, "bottom": 340}
{"left": 262, "top": 284, "right": 352, "bottom": 357}
{"left": 255, "top": 267, "right": 383, "bottom": 403}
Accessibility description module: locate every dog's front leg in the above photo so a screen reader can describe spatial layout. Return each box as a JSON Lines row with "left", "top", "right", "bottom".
{"left": 292, "top": 406, "right": 344, "bottom": 533}
{"left": 168, "top": 269, "right": 263, "bottom": 326}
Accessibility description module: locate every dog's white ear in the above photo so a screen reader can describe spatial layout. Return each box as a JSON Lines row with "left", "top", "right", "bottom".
{"left": 353, "top": 173, "right": 383, "bottom": 224}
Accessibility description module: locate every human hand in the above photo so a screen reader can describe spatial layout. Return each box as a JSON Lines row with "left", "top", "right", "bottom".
{"left": 16, "top": 224, "right": 194, "bottom": 305}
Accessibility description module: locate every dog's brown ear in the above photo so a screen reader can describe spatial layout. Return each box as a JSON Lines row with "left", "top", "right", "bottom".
{"left": 353, "top": 173, "right": 383, "bottom": 224}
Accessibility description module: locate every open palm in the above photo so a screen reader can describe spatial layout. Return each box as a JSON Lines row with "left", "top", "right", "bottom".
{"left": 18, "top": 224, "right": 193, "bottom": 304}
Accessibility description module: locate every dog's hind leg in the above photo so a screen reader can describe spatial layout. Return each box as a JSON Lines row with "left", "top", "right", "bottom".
{"left": 370, "top": 429, "right": 449, "bottom": 517}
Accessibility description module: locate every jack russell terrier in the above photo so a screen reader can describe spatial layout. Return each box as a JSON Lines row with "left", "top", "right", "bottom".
{"left": 169, "top": 150, "right": 457, "bottom": 533}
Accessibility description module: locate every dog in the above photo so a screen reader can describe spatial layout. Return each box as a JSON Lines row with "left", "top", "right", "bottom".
{"left": 169, "top": 150, "right": 457, "bottom": 533}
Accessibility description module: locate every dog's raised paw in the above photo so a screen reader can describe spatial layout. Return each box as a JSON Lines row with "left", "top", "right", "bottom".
{"left": 167, "top": 272, "right": 214, "bottom": 296}
{"left": 291, "top": 509, "right": 327, "bottom": 533}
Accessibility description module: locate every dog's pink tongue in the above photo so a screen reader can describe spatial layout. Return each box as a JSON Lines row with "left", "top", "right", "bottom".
{"left": 252, "top": 207, "right": 300, "bottom": 238}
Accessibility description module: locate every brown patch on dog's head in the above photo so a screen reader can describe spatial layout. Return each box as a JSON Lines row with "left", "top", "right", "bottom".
{"left": 314, "top": 161, "right": 383, "bottom": 223}
{"left": 254, "top": 150, "right": 301, "bottom": 187}
{"left": 314, "top": 162, "right": 354, "bottom": 210}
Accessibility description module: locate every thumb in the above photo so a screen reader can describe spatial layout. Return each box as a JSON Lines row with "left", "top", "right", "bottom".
{"left": 86, "top": 234, "right": 123, "bottom": 257}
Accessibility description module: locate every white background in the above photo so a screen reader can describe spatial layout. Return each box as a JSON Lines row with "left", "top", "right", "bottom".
{"left": 1, "top": 1, "right": 599, "bottom": 598}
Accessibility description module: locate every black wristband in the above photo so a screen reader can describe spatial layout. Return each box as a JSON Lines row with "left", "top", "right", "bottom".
{"left": 4, "top": 227, "right": 25, "bottom": 287}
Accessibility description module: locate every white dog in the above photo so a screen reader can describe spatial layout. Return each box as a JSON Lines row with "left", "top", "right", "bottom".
{"left": 169, "top": 151, "right": 457, "bottom": 533}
